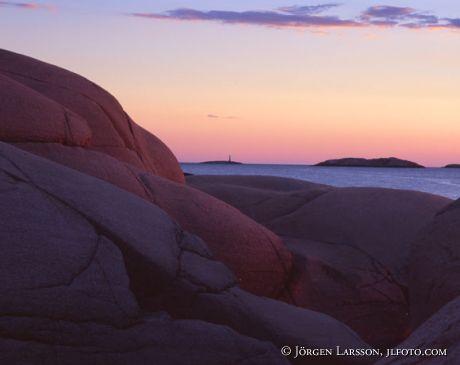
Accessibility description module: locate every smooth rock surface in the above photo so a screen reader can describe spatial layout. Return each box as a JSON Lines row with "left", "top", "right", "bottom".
{"left": 0, "top": 143, "right": 373, "bottom": 365}
{"left": 409, "top": 198, "right": 460, "bottom": 328}
{"left": 187, "top": 175, "right": 450, "bottom": 347}
{"left": 0, "top": 313, "right": 289, "bottom": 365}
{"left": 0, "top": 48, "right": 184, "bottom": 183}
{"left": 376, "top": 296, "right": 460, "bottom": 365}
{"left": 0, "top": 50, "right": 292, "bottom": 298}
{"left": 10, "top": 142, "right": 292, "bottom": 297}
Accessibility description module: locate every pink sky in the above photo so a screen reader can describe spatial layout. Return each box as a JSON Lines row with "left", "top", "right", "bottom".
{"left": 1, "top": 1, "right": 459, "bottom": 166}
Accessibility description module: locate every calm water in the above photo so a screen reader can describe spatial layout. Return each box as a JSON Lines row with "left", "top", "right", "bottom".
{"left": 181, "top": 163, "right": 460, "bottom": 200}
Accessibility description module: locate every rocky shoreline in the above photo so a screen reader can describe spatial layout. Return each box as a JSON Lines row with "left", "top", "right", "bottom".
{"left": 1, "top": 49, "right": 459, "bottom": 365}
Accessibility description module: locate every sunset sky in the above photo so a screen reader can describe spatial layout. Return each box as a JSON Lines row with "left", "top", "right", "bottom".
{"left": 1, "top": 1, "right": 459, "bottom": 166}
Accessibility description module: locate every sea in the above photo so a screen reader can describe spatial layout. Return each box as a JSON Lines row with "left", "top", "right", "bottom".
{"left": 181, "top": 163, "right": 460, "bottom": 200}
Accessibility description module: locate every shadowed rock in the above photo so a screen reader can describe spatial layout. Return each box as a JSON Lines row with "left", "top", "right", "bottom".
{"left": 187, "top": 175, "right": 450, "bottom": 347}
{"left": 409, "top": 198, "right": 460, "bottom": 328}
{"left": 376, "top": 296, "right": 460, "bottom": 365}
{"left": 3, "top": 48, "right": 453, "bottom": 364}
{"left": 138, "top": 172, "right": 291, "bottom": 297}
{"left": 10, "top": 142, "right": 292, "bottom": 297}
{"left": 0, "top": 314, "right": 289, "bottom": 365}
{"left": 0, "top": 50, "right": 292, "bottom": 298}
{"left": 0, "top": 143, "right": 373, "bottom": 365}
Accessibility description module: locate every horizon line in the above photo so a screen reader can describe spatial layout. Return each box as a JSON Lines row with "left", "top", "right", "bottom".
{"left": 179, "top": 161, "right": 456, "bottom": 169}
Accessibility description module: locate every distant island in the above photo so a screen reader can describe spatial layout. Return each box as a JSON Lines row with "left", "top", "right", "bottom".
{"left": 445, "top": 164, "right": 460, "bottom": 168}
{"left": 201, "top": 161, "right": 242, "bottom": 165}
{"left": 201, "top": 155, "right": 242, "bottom": 165}
{"left": 316, "top": 157, "right": 425, "bottom": 168}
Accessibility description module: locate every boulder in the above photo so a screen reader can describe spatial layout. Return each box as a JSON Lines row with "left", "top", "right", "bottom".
{"left": 0, "top": 314, "right": 289, "bottom": 365}
{"left": 0, "top": 48, "right": 184, "bottom": 183}
{"left": 376, "top": 296, "right": 460, "bottom": 365}
{"left": 0, "top": 74, "right": 90, "bottom": 145}
{"left": 409, "top": 198, "right": 460, "bottom": 328}
{"left": 10, "top": 143, "right": 292, "bottom": 297}
{"left": 0, "top": 142, "right": 284, "bottom": 364}
{"left": 187, "top": 175, "right": 450, "bottom": 347}
{"left": 0, "top": 50, "right": 292, "bottom": 298}
{"left": 0, "top": 143, "right": 374, "bottom": 365}
{"left": 138, "top": 172, "right": 292, "bottom": 297}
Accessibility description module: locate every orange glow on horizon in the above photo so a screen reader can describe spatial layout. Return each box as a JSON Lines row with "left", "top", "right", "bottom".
{"left": 8, "top": 14, "right": 456, "bottom": 167}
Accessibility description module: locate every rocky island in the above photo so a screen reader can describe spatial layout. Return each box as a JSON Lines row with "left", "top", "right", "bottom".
{"left": 445, "top": 164, "right": 460, "bottom": 168}
{"left": 316, "top": 157, "right": 425, "bottom": 168}
{"left": 0, "top": 49, "right": 459, "bottom": 365}
{"left": 201, "top": 156, "right": 242, "bottom": 164}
